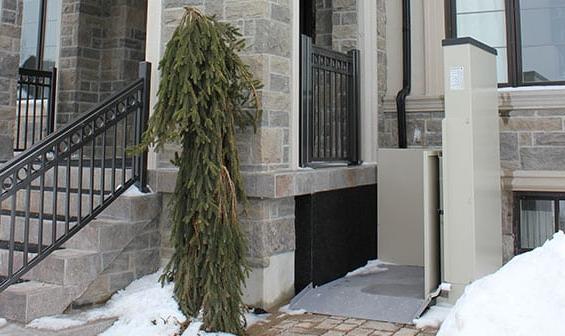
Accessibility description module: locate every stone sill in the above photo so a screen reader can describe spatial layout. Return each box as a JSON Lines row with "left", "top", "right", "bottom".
{"left": 149, "top": 164, "right": 377, "bottom": 199}
{"left": 502, "top": 169, "right": 565, "bottom": 192}
{"left": 383, "top": 87, "right": 565, "bottom": 113}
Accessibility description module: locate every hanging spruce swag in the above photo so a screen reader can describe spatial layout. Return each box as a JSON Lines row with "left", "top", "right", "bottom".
{"left": 135, "top": 7, "right": 261, "bottom": 335}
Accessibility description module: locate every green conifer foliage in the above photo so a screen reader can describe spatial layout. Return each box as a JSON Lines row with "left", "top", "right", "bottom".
{"left": 136, "top": 7, "right": 261, "bottom": 335}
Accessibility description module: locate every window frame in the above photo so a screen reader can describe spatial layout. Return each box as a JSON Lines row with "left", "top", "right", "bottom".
{"left": 446, "top": 0, "right": 565, "bottom": 87}
{"left": 513, "top": 192, "right": 564, "bottom": 254}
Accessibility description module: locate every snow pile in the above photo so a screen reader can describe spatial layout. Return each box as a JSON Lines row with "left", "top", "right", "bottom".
{"left": 27, "top": 316, "right": 86, "bottom": 330}
{"left": 346, "top": 260, "right": 391, "bottom": 277}
{"left": 90, "top": 272, "right": 186, "bottom": 336}
{"left": 413, "top": 303, "right": 452, "bottom": 329}
{"left": 438, "top": 231, "right": 565, "bottom": 336}
{"left": 27, "top": 270, "right": 269, "bottom": 335}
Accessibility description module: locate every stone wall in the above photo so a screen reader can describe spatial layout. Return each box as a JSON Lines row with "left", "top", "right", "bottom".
{"left": 379, "top": 110, "right": 444, "bottom": 149}
{"left": 159, "top": 0, "right": 292, "bottom": 172}
{"left": 500, "top": 108, "right": 565, "bottom": 171}
{"left": 331, "top": 0, "right": 357, "bottom": 52}
{"left": 0, "top": 0, "right": 21, "bottom": 160}
{"left": 315, "top": 0, "right": 332, "bottom": 48}
{"left": 57, "top": 0, "right": 146, "bottom": 126}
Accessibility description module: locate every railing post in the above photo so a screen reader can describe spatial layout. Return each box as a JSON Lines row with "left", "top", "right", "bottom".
{"left": 136, "top": 61, "right": 151, "bottom": 192}
{"left": 300, "top": 35, "right": 313, "bottom": 167}
{"left": 47, "top": 67, "right": 57, "bottom": 135}
{"left": 348, "top": 49, "right": 362, "bottom": 165}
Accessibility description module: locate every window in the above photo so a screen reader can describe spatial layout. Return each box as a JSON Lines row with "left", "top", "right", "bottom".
{"left": 514, "top": 192, "right": 565, "bottom": 254}
{"left": 20, "top": 0, "right": 62, "bottom": 70}
{"left": 447, "top": 0, "right": 565, "bottom": 86}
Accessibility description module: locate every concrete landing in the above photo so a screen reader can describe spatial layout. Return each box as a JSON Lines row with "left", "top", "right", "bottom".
{"left": 289, "top": 265, "right": 426, "bottom": 324}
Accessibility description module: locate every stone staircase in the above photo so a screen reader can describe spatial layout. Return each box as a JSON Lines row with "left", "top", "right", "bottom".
{"left": 0, "top": 166, "right": 161, "bottom": 323}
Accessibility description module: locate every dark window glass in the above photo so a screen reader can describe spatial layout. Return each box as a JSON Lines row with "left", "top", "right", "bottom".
{"left": 519, "top": 0, "right": 565, "bottom": 82}
{"left": 455, "top": 0, "right": 508, "bottom": 82}
{"left": 19, "top": 0, "right": 62, "bottom": 70}
{"left": 20, "top": 0, "right": 42, "bottom": 69}
{"left": 519, "top": 199, "right": 555, "bottom": 249}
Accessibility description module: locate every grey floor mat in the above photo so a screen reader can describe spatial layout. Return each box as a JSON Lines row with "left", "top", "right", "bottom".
{"left": 289, "top": 265, "right": 426, "bottom": 324}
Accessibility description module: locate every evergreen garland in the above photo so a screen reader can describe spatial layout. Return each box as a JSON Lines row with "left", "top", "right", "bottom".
{"left": 136, "top": 7, "right": 261, "bottom": 335}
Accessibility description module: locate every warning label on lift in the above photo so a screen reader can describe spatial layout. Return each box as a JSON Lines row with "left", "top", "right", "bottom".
{"left": 449, "top": 66, "right": 465, "bottom": 90}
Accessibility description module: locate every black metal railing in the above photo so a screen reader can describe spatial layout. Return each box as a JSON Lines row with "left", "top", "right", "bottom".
{"left": 300, "top": 35, "right": 360, "bottom": 167}
{"left": 15, "top": 68, "right": 57, "bottom": 152}
{"left": 0, "top": 62, "right": 151, "bottom": 291}
{"left": 300, "top": 35, "right": 361, "bottom": 167}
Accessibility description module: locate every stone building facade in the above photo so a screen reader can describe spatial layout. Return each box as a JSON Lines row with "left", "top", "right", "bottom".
{"left": 57, "top": 0, "right": 147, "bottom": 126}
{"left": 0, "top": 0, "right": 21, "bottom": 160}
{"left": 4, "top": 0, "right": 562, "bottom": 316}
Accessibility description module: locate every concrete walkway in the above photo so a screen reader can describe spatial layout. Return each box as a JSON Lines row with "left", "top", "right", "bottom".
{"left": 248, "top": 312, "right": 438, "bottom": 336}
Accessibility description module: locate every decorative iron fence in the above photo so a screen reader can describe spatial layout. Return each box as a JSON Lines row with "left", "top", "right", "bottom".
{"left": 15, "top": 67, "right": 57, "bottom": 152}
{"left": 300, "top": 35, "right": 361, "bottom": 167}
{"left": 0, "top": 62, "right": 151, "bottom": 291}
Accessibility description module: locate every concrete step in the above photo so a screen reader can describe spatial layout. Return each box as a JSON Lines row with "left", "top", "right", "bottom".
{"left": 0, "top": 215, "right": 77, "bottom": 246}
{"left": 1, "top": 188, "right": 106, "bottom": 219}
{"left": 0, "top": 281, "right": 74, "bottom": 323}
{"left": 0, "top": 316, "right": 117, "bottom": 336}
{"left": 0, "top": 248, "right": 100, "bottom": 286}
{"left": 27, "top": 164, "right": 132, "bottom": 192}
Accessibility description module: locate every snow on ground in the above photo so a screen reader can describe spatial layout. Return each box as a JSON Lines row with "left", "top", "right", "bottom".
{"left": 413, "top": 303, "right": 452, "bottom": 329}
{"left": 345, "top": 260, "right": 391, "bottom": 277}
{"left": 27, "top": 316, "right": 86, "bottom": 330}
{"left": 438, "top": 231, "right": 565, "bottom": 336}
{"left": 27, "top": 270, "right": 269, "bottom": 336}
{"left": 278, "top": 305, "right": 306, "bottom": 316}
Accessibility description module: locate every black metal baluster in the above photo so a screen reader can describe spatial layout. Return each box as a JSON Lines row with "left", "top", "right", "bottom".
{"left": 31, "top": 78, "right": 38, "bottom": 146}
{"left": 77, "top": 129, "right": 84, "bottom": 226}
{"left": 100, "top": 114, "right": 107, "bottom": 205}
{"left": 89, "top": 121, "right": 95, "bottom": 213}
{"left": 38, "top": 158, "right": 45, "bottom": 252}
{"left": 24, "top": 80, "right": 31, "bottom": 150}
{"left": 111, "top": 116, "right": 117, "bottom": 195}
{"left": 38, "top": 76, "right": 45, "bottom": 142}
{"left": 122, "top": 115, "right": 127, "bottom": 188}
{"left": 65, "top": 139, "right": 71, "bottom": 234}
{"left": 16, "top": 75, "right": 23, "bottom": 150}
{"left": 23, "top": 164, "right": 31, "bottom": 266}
{"left": 8, "top": 191, "right": 16, "bottom": 277}
{"left": 52, "top": 150, "right": 58, "bottom": 244}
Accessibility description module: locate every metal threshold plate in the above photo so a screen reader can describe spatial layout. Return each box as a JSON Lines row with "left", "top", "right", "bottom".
{"left": 290, "top": 265, "right": 426, "bottom": 324}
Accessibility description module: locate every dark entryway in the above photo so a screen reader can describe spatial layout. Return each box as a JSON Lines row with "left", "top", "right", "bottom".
{"left": 294, "top": 185, "right": 377, "bottom": 293}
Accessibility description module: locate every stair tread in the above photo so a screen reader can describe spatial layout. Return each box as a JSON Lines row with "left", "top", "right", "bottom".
{"left": 2, "top": 280, "right": 62, "bottom": 294}
{"left": 0, "top": 210, "right": 78, "bottom": 223}
{"left": 29, "top": 185, "right": 113, "bottom": 195}
{"left": 0, "top": 240, "right": 64, "bottom": 254}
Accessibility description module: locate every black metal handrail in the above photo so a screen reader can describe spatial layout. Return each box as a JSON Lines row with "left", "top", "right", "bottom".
{"left": 15, "top": 67, "right": 57, "bottom": 151}
{"left": 0, "top": 62, "right": 151, "bottom": 291}
{"left": 300, "top": 35, "right": 361, "bottom": 167}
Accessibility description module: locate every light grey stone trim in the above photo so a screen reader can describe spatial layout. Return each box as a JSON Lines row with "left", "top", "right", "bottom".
{"left": 149, "top": 164, "right": 377, "bottom": 198}
{"left": 502, "top": 169, "right": 565, "bottom": 192}
{"left": 383, "top": 88, "right": 565, "bottom": 114}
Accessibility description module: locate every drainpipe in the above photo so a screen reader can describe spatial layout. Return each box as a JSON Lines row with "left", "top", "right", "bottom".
{"left": 395, "top": 0, "right": 411, "bottom": 149}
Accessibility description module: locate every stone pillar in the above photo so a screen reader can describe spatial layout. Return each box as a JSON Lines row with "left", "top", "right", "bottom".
{"left": 57, "top": 0, "right": 147, "bottom": 126}
{"left": 99, "top": 0, "right": 147, "bottom": 100}
{"left": 332, "top": 0, "right": 358, "bottom": 52}
{"left": 315, "top": 0, "right": 333, "bottom": 48}
{"left": 0, "top": 0, "right": 22, "bottom": 160}
{"left": 57, "top": 0, "right": 105, "bottom": 126}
